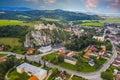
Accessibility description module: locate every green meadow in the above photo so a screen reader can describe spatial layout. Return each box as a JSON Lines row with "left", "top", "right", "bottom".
{"left": 100, "top": 18, "right": 120, "bottom": 23}
{"left": 0, "top": 38, "right": 22, "bottom": 48}
{"left": 0, "top": 20, "right": 23, "bottom": 26}
{"left": 78, "top": 20, "right": 104, "bottom": 27}
{"left": 41, "top": 18, "right": 59, "bottom": 22}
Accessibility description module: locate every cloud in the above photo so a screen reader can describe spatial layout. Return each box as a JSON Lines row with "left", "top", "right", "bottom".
{"left": 107, "top": 0, "right": 120, "bottom": 9}
{"left": 85, "top": 0, "right": 120, "bottom": 11}
{"left": 25, "top": 0, "right": 39, "bottom": 3}
{"left": 44, "top": 0, "right": 56, "bottom": 3}
{"left": 86, "top": 0, "right": 99, "bottom": 9}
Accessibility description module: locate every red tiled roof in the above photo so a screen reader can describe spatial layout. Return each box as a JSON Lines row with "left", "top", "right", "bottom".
{"left": 89, "top": 45, "right": 96, "bottom": 51}
{"left": 99, "top": 49, "right": 105, "bottom": 55}
{"left": 26, "top": 48, "right": 35, "bottom": 55}
{"left": 67, "top": 51, "right": 76, "bottom": 57}
{"left": 83, "top": 50, "right": 91, "bottom": 58}
{"left": 64, "top": 28, "right": 71, "bottom": 32}
{"left": 28, "top": 76, "right": 38, "bottom": 80}
{"left": 116, "top": 74, "right": 120, "bottom": 80}
{"left": 83, "top": 45, "right": 96, "bottom": 58}
{"left": 0, "top": 58, "right": 6, "bottom": 62}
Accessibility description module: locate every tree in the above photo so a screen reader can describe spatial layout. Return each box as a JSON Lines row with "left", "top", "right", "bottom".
{"left": 24, "top": 55, "right": 27, "bottom": 62}
{"left": 39, "top": 60, "right": 41, "bottom": 66}
{"left": 43, "top": 60, "right": 46, "bottom": 67}
{"left": 0, "top": 55, "right": 20, "bottom": 80}
{"left": 101, "top": 72, "right": 113, "bottom": 80}
{"left": 57, "top": 55, "right": 64, "bottom": 63}
{"left": 3, "top": 45, "right": 11, "bottom": 51}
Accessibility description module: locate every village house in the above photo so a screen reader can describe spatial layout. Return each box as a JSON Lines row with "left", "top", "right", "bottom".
{"left": 115, "top": 74, "right": 120, "bottom": 80}
{"left": 99, "top": 49, "right": 106, "bottom": 56}
{"left": 83, "top": 45, "right": 96, "bottom": 58}
{"left": 99, "top": 45, "right": 106, "bottom": 56}
{"left": 28, "top": 76, "right": 39, "bottom": 80}
{"left": 103, "top": 53, "right": 111, "bottom": 59}
{"left": 16, "top": 55, "right": 23, "bottom": 59}
{"left": 64, "top": 27, "right": 72, "bottom": 32}
{"left": 112, "top": 56, "right": 120, "bottom": 67}
{"left": 0, "top": 45, "right": 4, "bottom": 51}
{"left": 112, "top": 62, "right": 120, "bottom": 67}
{"left": 93, "top": 36, "right": 104, "bottom": 42}
{"left": 38, "top": 45, "right": 52, "bottom": 53}
{"left": 116, "top": 56, "right": 120, "bottom": 63}
{"left": 88, "top": 59, "right": 95, "bottom": 66}
{"left": 55, "top": 72, "right": 66, "bottom": 80}
{"left": 64, "top": 56, "right": 77, "bottom": 65}
{"left": 0, "top": 57, "right": 6, "bottom": 63}
{"left": 67, "top": 51, "right": 76, "bottom": 57}
{"left": 26, "top": 48, "right": 35, "bottom": 55}
{"left": 113, "top": 69, "right": 120, "bottom": 80}
{"left": 58, "top": 48, "right": 77, "bottom": 65}
{"left": 16, "top": 63, "right": 47, "bottom": 80}
{"left": 58, "top": 48, "right": 66, "bottom": 56}
{"left": 84, "top": 50, "right": 91, "bottom": 58}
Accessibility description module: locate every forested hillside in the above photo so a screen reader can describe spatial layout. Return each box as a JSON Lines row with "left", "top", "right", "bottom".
{"left": 0, "top": 10, "right": 102, "bottom": 21}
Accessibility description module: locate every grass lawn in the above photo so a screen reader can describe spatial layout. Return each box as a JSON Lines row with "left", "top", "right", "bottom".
{"left": 8, "top": 69, "right": 29, "bottom": 80}
{"left": 42, "top": 52, "right": 58, "bottom": 61}
{"left": 0, "top": 20, "right": 23, "bottom": 26}
{"left": 72, "top": 75, "right": 86, "bottom": 80}
{"left": 59, "top": 62, "right": 77, "bottom": 70}
{"left": 31, "top": 62, "right": 40, "bottom": 67}
{"left": 0, "top": 54, "right": 7, "bottom": 58}
{"left": 0, "top": 37, "right": 22, "bottom": 48}
{"left": 59, "top": 61, "right": 97, "bottom": 72}
{"left": 43, "top": 66, "right": 51, "bottom": 71}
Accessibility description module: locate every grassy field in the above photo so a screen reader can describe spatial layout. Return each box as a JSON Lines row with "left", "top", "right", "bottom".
{"left": 0, "top": 20, "right": 23, "bottom": 26}
{"left": 0, "top": 19, "right": 42, "bottom": 30}
{"left": 0, "top": 54, "right": 7, "bottom": 58}
{"left": 74, "top": 20, "right": 104, "bottom": 27}
{"left": 41, "top": 18, "right": 59, "bottom": 22}
{"left": 0, "top": 38, "right": 22, "bottom": 48}
{"left": 100, "top": 18, "right": 120, "bottom": 23}
{"left": 80, "top": 22, "right": 104, "bottom": 27}
{"left": 8, "top": 69, "right": 29, "bottom": 80}
{"left": 17, "top": 15, "right": 31, "bottom": 19}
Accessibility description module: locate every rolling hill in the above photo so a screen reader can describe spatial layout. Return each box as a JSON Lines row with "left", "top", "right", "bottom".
{"left": 0, "top": 9, "right": 102, "bottom": 21}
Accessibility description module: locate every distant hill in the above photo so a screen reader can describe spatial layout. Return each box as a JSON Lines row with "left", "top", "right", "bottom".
{"left": 0, "top": 7, "right": 32, "bottom": 11}
{"left": 0, "top": 9, "right": 102, "bottom": 21}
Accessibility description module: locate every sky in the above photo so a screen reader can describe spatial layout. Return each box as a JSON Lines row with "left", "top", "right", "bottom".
{"left": 0, "top": 0, "right": 120, "bottom": 14}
